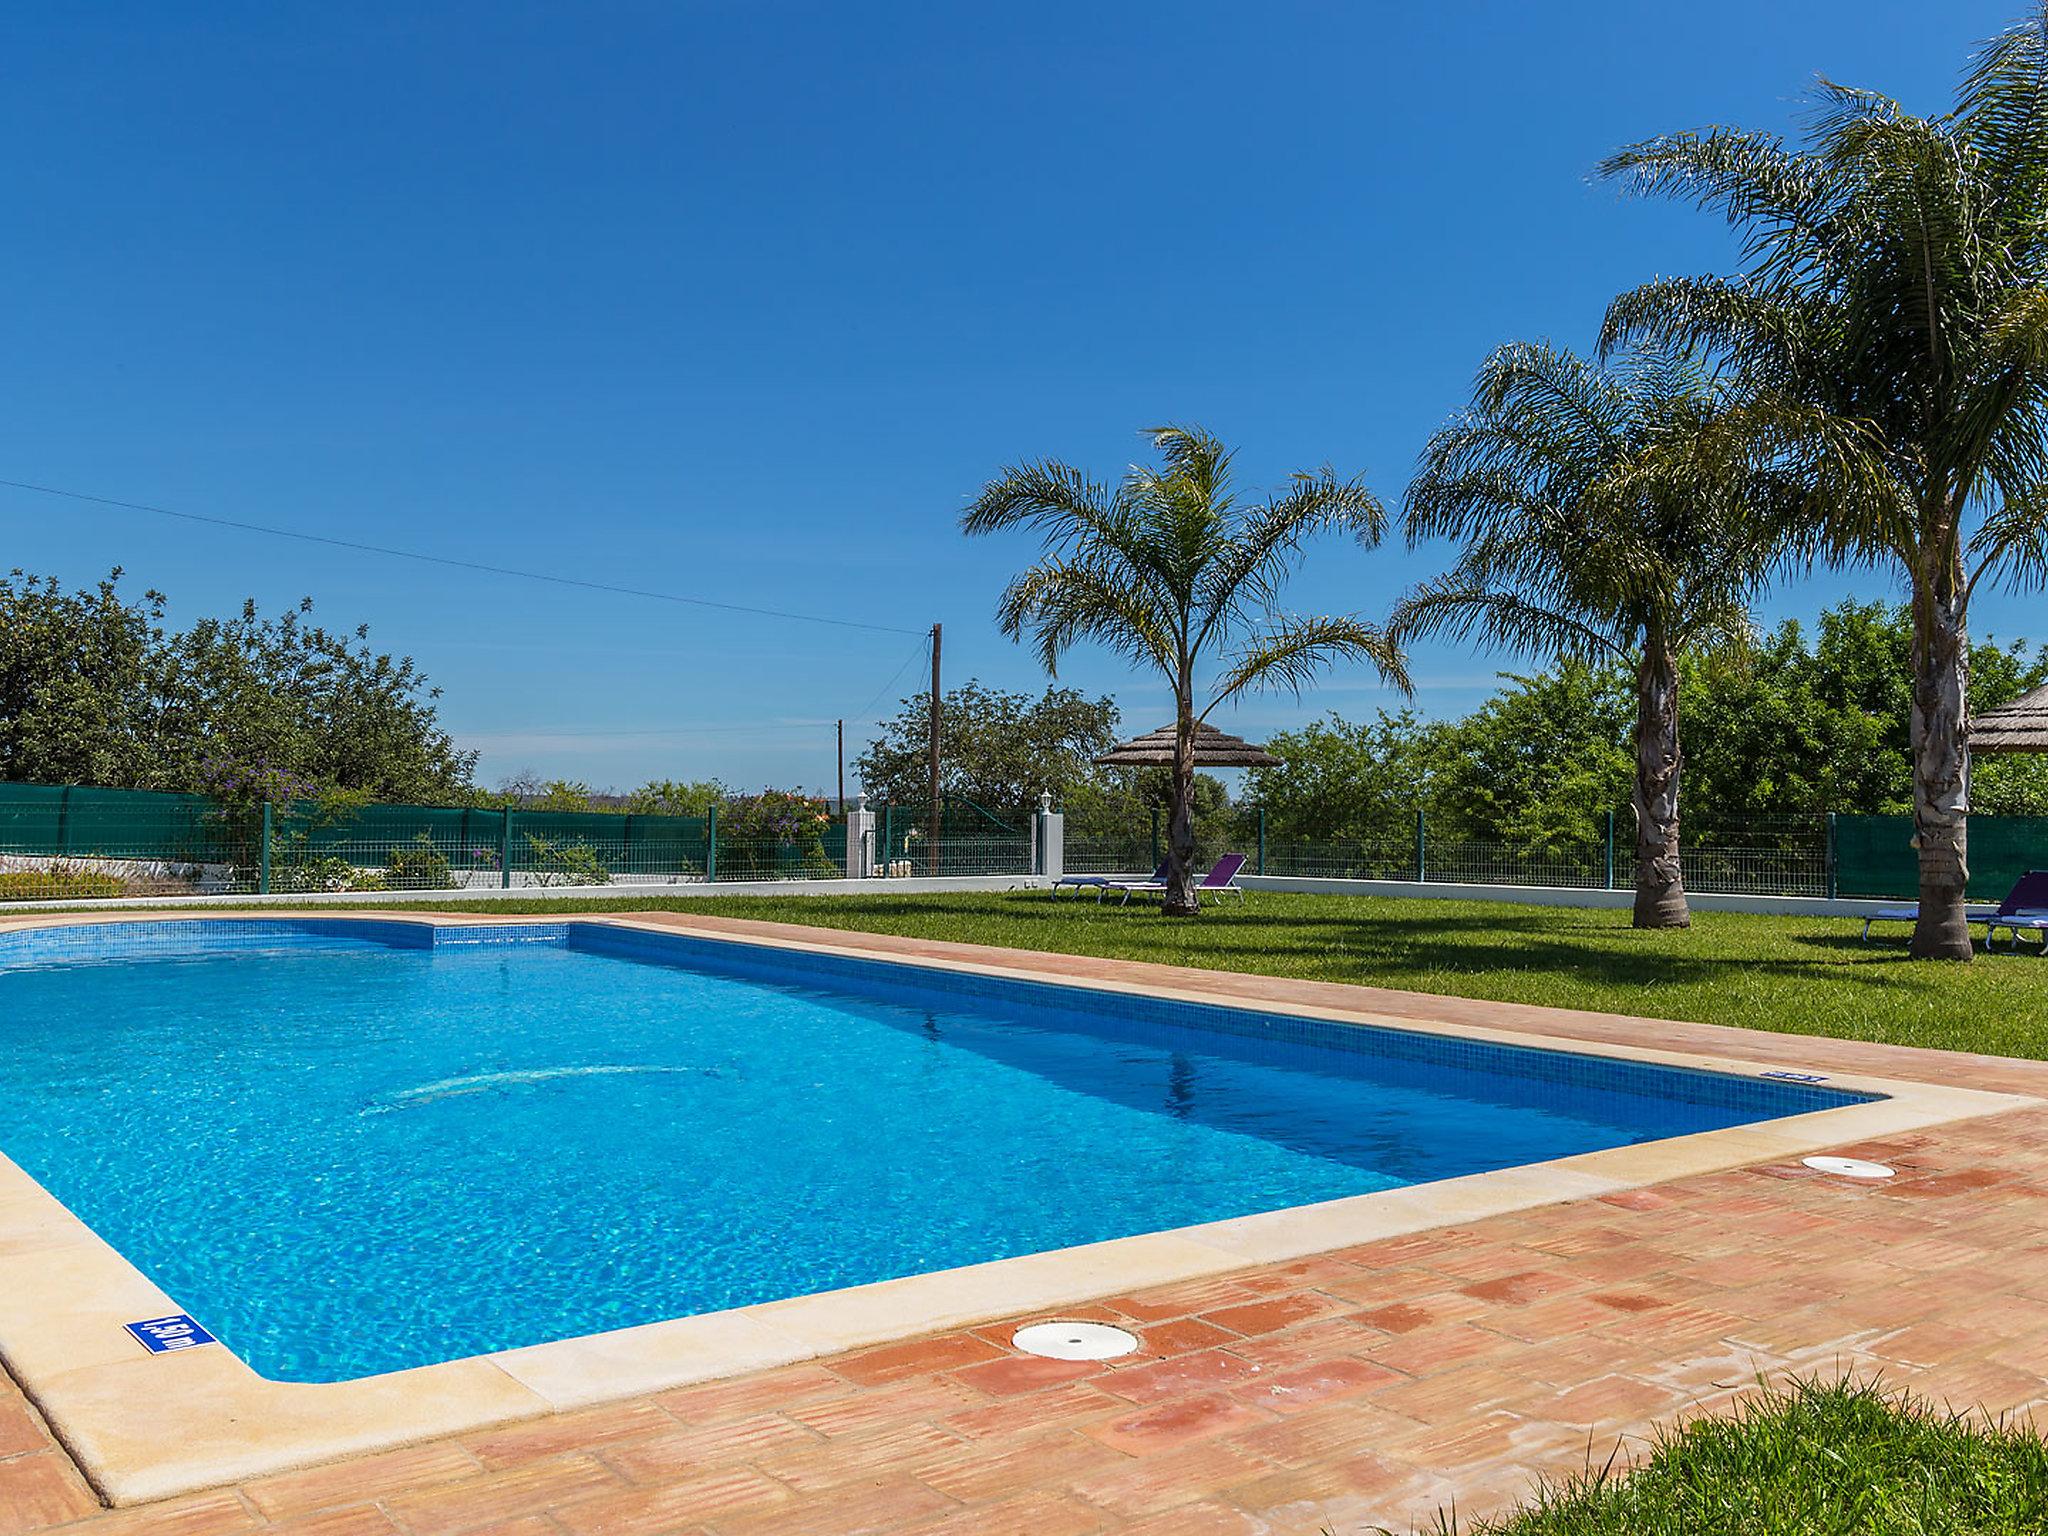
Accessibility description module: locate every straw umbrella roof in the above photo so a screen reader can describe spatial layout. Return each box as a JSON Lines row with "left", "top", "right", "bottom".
{"left": 1970, "top": 684, "right": 2048, "bottom": 754}
{"left": 1094, "top": 721, "right": 1281, "bottom": 768}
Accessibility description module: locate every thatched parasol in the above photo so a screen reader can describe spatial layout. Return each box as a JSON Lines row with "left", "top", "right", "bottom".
{"left": 1970, "top": 684, "right": 2048, "bottom": 755}
{"left": 1094, "top": 721, "right": 1281, "bottom": 768}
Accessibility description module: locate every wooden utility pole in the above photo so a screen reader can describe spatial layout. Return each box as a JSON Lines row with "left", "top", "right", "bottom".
{"left": 927, "top": 623, "right": 941, "bottom": 875}
{"left": 836, "top": 719, "right": 845, "bottom": 811}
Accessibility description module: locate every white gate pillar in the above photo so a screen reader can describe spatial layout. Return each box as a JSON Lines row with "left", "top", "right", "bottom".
{"left": 1034, "top": 791, "right": 1064, "bottom": 882}
{"left": 845, "top": 795, "right": 876, "bottom": 880}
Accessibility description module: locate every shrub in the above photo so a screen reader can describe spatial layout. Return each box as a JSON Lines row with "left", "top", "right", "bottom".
{"left": 522, "top": 834, "right": 611, "bottom": 887}
{"left": 384, "top": 833, "right": 455, "bottom": 890}
{"left": 717, "top": 789, "right": 837, "bottom": 880}
{"left": 0, "top": 865, "right": 128, "bottom": 901}
{"left": 270, "top": 854, "right": 386, "bottom": 894}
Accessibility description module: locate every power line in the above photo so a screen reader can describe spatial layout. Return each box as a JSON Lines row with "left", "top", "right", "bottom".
{"left": 844, "top": 633, "right": 932, "bottom": 727}
{"left": 0, "top": 477, "right": 924, "bottom": 637}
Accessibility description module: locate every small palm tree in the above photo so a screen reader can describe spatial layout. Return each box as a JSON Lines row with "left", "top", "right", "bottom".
{"left": 1395, "top": 340, "right": 1772, "bottom": 929}
{"left": 1600, "top": 6, "right": 2048, "bottom": 957}
{"left": 963, "top": 426, "right": 1409, "bottom": 915}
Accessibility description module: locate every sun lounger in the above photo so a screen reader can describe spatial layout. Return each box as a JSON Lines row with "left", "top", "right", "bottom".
{"left": 1985, "top": 870, "right": 2048, "bottom": 952}
{"left": 1053, "top": 861, "right": 1165, "bottom": 898}
{"left": 1860, "top": 869, "right": 2048, "bottom": 947}
{"left": 1111, "top": 853, "right": 1249, "bottom": 906}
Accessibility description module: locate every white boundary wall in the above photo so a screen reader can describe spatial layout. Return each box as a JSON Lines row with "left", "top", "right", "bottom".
{"left": 0, "top": 874, "right": 1048, "bottom": 914}
{"left": 0, "top": 868, "right": 1910, "bottom": 920}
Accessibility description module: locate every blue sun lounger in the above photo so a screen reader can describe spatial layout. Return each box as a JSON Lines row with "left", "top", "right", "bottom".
{"left": 1860, "top": 869, "right": 2048, "bottom": 948}
{"left": 1053, "top": 861, "right": 1165, "bottom": 898}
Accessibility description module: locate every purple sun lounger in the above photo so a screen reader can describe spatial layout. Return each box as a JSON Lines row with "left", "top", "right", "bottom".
{"left": 1985, "top": 870, "right": 2048, "bottom": 952}
{"left": 1110, "top": 853, "right": 1249, "bottom": 906}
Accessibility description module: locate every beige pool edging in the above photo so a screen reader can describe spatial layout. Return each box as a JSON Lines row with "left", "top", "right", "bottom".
{"left": 0, "top": 911, "right": 2031, "bottom": 1506}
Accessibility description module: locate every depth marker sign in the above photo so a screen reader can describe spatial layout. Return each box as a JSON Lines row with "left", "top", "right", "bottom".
{"left": 124, "top": 1314, "right": 217, "bottom": 1354}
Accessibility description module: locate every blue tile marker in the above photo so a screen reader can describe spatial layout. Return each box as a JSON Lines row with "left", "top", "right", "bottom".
{"left": 124, "top": 1314, "right": 217, "bottom": 1354}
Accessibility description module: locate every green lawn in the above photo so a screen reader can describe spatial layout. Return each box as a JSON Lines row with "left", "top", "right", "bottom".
{"left": 1436, "top": 1379, "right": 2048, "bottom": 1535}
{"left": 302, "top": 888, "right": 2047, "bottom": 1059}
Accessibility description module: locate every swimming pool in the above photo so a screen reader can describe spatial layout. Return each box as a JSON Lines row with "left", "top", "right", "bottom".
{"left": 0, "top": 917, "right": 1873, "bottom": 1384}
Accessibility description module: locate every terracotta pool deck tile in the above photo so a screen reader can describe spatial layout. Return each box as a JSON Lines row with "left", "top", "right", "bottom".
{"left": 1224, "top": 1399, "right": 1429, "bottom": 1468}
{"left": 1062, "top": 1439, "right": 1277, "bottom": 1518}
{"left": 910, "top": 1429, "right": 1128, "bottom": 1503}
{"left": 1198, "top": 1292, "right": 1351, "bottom": 1338}
{"left": 599, "top": 1411, "right": 823, "bottom": 1481}
{"left": 751, "top": 1420, "right": 967, "bottom": 1493}
{"left": 547, "top": 1464, "right": 793, "bottom": 1536}
{"left": 651, "top": 1361, "right": 856, "bottom": 1424}
{"left": 49, "top": 1492, "right": 256, "bottom": 1536}
{"left": 1100, "top": 1349, "right": 1269, "bottom": 1405}
{"left": 391, "top": 1519, "right": 556, "bottom": 1536}
{"left": 1486, "top": 1293, "right": 1650, "bottom": 1345}
{"left": 831, "top": 1333, "right": 1010, "bottom": 1387}
{"left": 940, "top": 1382, "right": 1125, "bottom": 1440}
{"left": 1230, "top": 1358, "right": 1402, "bottom": 1416}
{"left": 1101, "top": 1278, "right": 1272, "bottom": 1324}
{"left": 1114, "top": 1503, "right": 1268, "bottom": 1536}
{"left": 900, "top": 1488, "right": 1106, "bottom": 1536}
{"left": 1211, "top": 1317, "right": 1388, "bottom": 1373}
{"left": 463, "top": 1397, "right": 678, "bottom": 1470}
{"left": 241, "top": 1442, "right": 485, "bottom": 1521}
{"left": 1369, "top": 1364, "right": 1535, "bottom": 1426}
{"left": 1125, "top": 1317, "right": 1240, "bottom": 1358}
{"left": 947, "top": 1354, "right": 1105, "bottom": 1398}
{"left": 380, "top": 1454, "right": 622, "bottom": 1536}
{"left": 713, "top": 1475, "right": 960, "bottom": 1536}
{"left": 0, "top": 1454, "right": 125, "bottom": 1536}
{"left": 263, "top": 1511, "right": 403, "bottom": 1536}
{"left": 783, "top": 1377, "right": 987, "bottom": 1438}
{"left": 1081, "top": 1392, "right": 1278, "bottom": 1456}
{"left": 1358, "top": 1320, "right": 1509, "bottom": 1376}
{"left": 1457, "top": 1268, "right": 1582, "bottom": 1307}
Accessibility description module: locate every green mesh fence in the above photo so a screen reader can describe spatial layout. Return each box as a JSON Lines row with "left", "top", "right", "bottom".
{"left": 7, "top": 777, "right": 2041, "bottom": 905}
{"left": 1834, "top": 813, "right": 2048, "bottom": 900}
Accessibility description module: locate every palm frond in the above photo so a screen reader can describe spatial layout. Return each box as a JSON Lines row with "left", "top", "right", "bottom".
{"left": 1205, "top": 614, "right": 1410, "bottom": 711}
{"left": 1193, "top": 469, "right": 1387, "bottom": 652}
{"left": 992, "top": 558, "right": 1177, "bottom": 680}
{"left": 1386, "top": 576, "right": 1626, "bottom": 664}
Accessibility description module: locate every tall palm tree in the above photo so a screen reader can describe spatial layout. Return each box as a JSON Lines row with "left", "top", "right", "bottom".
{"left": 1599, "top": 6, "right": 2048, "bottom": 958}
{"left": 963, "top": 425, "right": 1409, "bottom": 915}
{"left": 1394, "top": 340, "right": 1771, "bottom": 929}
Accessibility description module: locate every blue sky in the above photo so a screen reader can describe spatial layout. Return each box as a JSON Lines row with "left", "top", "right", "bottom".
{"left": 1, "top": 1, "right": 2034, "bottom": 794}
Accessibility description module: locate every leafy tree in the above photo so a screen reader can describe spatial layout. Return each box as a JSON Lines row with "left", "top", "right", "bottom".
{"left": 856, "top": 680, "right": 1122, "bottom": 810}
{"left": 1600, "top": 8, "right": 2048, "bottom": 955}
{"left": 1396, "top": 341, "right": 1771, "bottom": 927}
{"left": 964, "top": 426, "right": 1408, "bottom": 913}
{"left": 625, "top": 779, "right": 726, "bottom": 817}
{"left": 1248, "top": 602, "right": 2047, "bottom": 849}
{"left": 0, "top": 569, "right": 474, "bottom": 801}
{"left": 1246, "top": 710, "right": 1449, "bottom": 845}
{"left": 1430, "top": 664, "right": 1638, "bottom": 850}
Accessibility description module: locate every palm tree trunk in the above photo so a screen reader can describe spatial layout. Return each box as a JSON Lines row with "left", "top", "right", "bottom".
{"left": 1631, "top": 635, "right": 1689, "bottom": 929}
{"left": 1908, "top": 558, "right": 1972, "bottom": 961}
{"left": 1162, "top": 696, "right": 1200, "bottom": 916}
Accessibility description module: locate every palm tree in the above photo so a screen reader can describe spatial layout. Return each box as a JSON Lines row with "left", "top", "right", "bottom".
{"left": 1599, "top": 7, "right": 2048, "bottom": 958}
{"left": 1394, "top": 340, "right": 1771, "bottom": 929}
{"left": 963, "top": 425, "right": 1409, "bottom": 915}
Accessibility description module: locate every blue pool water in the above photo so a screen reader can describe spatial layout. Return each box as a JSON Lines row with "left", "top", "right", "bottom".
{"left": 0, "top": 920, "right": 1868, "bottom": 1382}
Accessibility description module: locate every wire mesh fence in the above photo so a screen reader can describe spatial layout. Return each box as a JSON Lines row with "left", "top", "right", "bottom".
{"left": 0, "top": 783, "right": 1049, "bottom": 902}
{"left": 3, "top": 778, "right": 2040, "bottom": 905}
